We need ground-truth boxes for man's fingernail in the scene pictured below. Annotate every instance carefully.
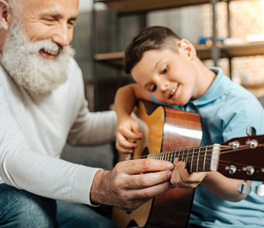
[167,163,174,169]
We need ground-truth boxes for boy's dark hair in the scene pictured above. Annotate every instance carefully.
[124,26,182,74]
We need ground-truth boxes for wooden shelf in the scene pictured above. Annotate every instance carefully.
[95,0,235,13]
[220,42,264,58]
[94,42,264,68]
[94,52,124,68]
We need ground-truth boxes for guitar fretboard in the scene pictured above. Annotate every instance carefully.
[147,144,220,173]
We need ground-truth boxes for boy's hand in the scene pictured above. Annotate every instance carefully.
[170,158,207,189]
[115,116,143,153]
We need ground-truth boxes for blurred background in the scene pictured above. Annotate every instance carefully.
[74,0,264,112]
[65,0,264,170]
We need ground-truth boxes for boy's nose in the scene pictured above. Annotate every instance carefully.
[160,80,169,91]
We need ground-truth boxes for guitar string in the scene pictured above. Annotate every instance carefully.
[133,144,264,169]
[136,144,264,159]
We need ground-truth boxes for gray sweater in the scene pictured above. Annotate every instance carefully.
[0,58,117,205]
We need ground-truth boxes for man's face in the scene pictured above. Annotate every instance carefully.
[18,0,79,57]
[0,0,79,94]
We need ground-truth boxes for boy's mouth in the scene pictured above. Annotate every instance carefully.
[169,85,178,99]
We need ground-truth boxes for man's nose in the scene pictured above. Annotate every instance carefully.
[52,23,72,47]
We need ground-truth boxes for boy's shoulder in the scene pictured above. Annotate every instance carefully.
[210,67,258,104]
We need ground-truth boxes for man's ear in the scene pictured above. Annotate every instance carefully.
[0,0,12,30]
[178,39,196,61]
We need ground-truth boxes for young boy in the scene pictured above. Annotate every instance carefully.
[114,26,264,227]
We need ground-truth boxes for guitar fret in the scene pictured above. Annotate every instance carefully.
[206,147,213,171]
[203,146,207,171]
[186,149,189,164]
[164,152,168,162]
[192,147,199,172]
[172,151,176,163]
[168,152,173,163]
[167,152,170,162]
[196,148,200,172]
[183,150,186,161]
[190,148,194,173]
[178,150,182,161]
[166,152,169,162]
[148,145,217,173]
[181,149,184,161]
[198,147,205,172]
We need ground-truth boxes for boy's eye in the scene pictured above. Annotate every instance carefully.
[162,65,168,74]
[150,84,157,92]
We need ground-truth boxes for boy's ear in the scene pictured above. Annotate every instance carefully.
[178,39,196,60]
[0,0,12,30]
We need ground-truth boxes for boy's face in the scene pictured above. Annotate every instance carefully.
[131,47,199,106]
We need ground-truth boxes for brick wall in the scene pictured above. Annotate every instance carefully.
[201,1,264,97]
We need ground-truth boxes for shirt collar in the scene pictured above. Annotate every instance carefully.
[191,67,231,106]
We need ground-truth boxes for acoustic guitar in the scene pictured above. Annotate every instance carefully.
[112,101,264,228]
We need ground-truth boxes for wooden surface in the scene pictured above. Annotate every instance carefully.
[95,0,236,13]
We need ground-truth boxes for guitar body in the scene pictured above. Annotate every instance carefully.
[112,101,202,228]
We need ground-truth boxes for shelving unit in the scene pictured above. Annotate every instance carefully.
[94,42,264,69]
[92,0,262,110]
[97,0,214,13]
[95,0,240,13]
[94,0,220,66]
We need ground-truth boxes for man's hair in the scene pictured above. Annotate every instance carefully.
[7,0,23,21]
[124,26,182,74]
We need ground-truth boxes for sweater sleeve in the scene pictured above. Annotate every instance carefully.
[0,79,100,205]
[60,58,118,146]
[67,101,117,146]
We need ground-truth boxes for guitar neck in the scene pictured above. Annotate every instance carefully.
[147,144,220,173]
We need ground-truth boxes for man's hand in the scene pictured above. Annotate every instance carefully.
[90,159,174,211]
[115,116,143,153]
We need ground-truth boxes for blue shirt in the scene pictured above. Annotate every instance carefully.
[151,67,264,227]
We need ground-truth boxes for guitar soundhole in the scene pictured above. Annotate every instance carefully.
[142,147,149,157]
[127,220,137,227]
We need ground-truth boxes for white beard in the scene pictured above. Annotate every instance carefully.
[0,22,75,94]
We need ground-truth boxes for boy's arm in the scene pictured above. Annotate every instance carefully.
[200,171,249,201]
[171,159,249,202]
[114,84,152,153]
[114,84,152,119]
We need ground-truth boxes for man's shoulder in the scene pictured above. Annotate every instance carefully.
[66,57,83,81]
[68,57,81,72]
[0,64,15,92]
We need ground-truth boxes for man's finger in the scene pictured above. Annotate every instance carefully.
[123,170,172,189]
[121,159,174,175]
